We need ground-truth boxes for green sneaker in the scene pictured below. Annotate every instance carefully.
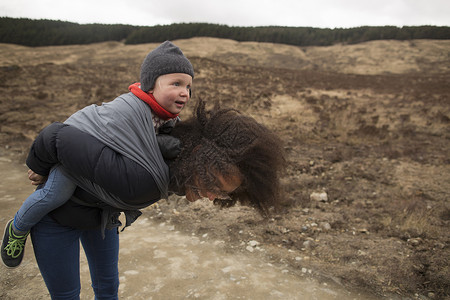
[1,219,29,268]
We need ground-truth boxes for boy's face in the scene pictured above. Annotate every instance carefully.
[149,73,193,114]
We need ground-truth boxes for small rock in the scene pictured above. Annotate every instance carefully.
[246,246,255,252]
[280,227,290,234]
[248,240,260,247]
[310,192,328,202]
[357,250,368,256]
[320,222,332,231]
[303,240,312,249]
[407,238,422,246]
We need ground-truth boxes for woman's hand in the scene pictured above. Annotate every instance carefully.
[28,169,47,186]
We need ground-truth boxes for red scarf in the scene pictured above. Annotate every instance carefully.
[128,82,178,120]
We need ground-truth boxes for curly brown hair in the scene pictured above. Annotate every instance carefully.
[169,99,286,215]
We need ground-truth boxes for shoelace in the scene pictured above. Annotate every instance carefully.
[4,226,28,258]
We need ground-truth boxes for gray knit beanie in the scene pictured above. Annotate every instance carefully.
[140,41,194,92]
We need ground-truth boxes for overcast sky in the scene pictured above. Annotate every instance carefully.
[1,0,449,28]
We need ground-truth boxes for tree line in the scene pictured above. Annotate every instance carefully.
[1,17,449,47]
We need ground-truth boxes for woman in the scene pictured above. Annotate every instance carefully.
[17,99,285,299]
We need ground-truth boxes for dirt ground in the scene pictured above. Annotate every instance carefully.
[0,37,449,299]
[0,160,378,300]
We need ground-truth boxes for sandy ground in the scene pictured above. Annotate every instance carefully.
[0,37,449,299]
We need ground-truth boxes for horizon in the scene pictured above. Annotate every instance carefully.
[2,16,448,30]
[1,0,449,29]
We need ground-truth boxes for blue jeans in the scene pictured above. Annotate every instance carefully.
[14,165,76,233]
[31,215,120,300]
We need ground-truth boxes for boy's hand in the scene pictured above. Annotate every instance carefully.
[27,169,47,185]
[157,120,181,160]
[157,134,181,160]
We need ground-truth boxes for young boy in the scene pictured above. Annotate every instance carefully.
[1,40,194,268]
